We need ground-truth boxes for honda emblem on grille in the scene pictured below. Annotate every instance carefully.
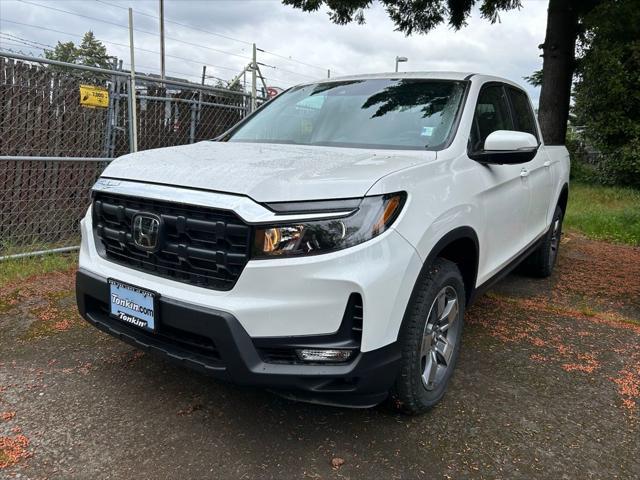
[132,213,162,252]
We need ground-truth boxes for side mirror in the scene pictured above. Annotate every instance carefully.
[470,130,539,164]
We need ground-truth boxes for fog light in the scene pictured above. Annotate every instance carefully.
[296,349,353,363]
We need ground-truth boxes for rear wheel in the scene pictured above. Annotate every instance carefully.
[523,205,564,278]
[391,258,465,415]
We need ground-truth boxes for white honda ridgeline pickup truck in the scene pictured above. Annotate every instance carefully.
[76,73,570,414]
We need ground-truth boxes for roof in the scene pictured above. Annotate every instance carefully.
[319,71,476,82]
[303,71,525,90]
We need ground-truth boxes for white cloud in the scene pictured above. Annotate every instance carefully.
[0,0,547,103]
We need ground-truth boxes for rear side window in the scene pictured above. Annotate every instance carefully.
[507,87,538,139]
[469,85,513,152]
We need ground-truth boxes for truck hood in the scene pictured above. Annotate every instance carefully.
[101,141,434,202]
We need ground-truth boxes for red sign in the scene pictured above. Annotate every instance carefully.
[267,87,283,99]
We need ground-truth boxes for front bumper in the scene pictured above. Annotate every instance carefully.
[76,269,401,407]
[79,207,422,352]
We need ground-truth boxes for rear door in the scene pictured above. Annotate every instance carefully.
[506,86,554,238]
[469,83,531,279]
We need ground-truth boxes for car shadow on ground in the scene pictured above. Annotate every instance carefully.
[1,232,639,479]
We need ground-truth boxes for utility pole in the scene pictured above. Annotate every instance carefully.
[159,0,165,83]
[251,43,257,112]
[198,65,206,123]
[128,7,138,152]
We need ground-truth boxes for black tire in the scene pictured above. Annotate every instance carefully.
[523,206,564,278]
[390,258,465,415]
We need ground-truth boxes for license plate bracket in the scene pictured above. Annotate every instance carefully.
[108,278,158,332]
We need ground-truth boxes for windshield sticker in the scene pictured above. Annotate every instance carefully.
[421,126,434,137]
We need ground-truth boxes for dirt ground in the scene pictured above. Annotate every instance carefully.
[1,232,639,479]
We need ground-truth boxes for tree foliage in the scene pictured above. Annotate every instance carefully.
[572,0,640,188]
[45,31,111,84]
[45,41,78,64]
[282,0,523,34]
[523,69,542,88]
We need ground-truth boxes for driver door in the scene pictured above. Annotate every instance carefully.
[505,86,554,238]
[469,83,531,281]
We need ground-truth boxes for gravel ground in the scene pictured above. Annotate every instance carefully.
[1,232,639,479]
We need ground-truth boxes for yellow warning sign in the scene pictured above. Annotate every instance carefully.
[79,84,109,108]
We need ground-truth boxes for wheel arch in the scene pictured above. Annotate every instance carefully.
[410,226,480,308]
[557,183,569,214]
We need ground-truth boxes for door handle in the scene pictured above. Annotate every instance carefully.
[543,160,551,168]
[520,168,530,178]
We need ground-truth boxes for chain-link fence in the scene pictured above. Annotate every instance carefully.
[0,157,108,257]
[0,51,254,259]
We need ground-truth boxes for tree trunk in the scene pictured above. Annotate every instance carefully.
[538,0,579,145]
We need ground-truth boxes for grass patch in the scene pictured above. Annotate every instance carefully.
[565,183,640,245]
[0,290,20,315]
[23,303,82,339]
[23,288,82,339]
[0,252,78,285]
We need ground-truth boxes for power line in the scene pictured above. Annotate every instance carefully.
[257,61,317,80]
[0,22,307,87]
[0,38,47,53]
[17,0,253,62]
[93,0,331,74]
[260,74,305,86]
[94,0,253,46]
[0,40,298,87]
[5,1,324,85]
[0,43,46,57]
[0,19,243,75]
[0,32,54,49]
[0,38,228,86]
[257,48,328,73]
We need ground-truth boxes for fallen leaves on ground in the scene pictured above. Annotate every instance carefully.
[0,268,84,339]
[468,233,640,412]
[554,233,640,308]
[610,350,640,411]
[0,434,31,469]
[0,412,15,422]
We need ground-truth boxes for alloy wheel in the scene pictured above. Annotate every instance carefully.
[420,285,460,391]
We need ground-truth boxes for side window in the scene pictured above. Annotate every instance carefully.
[507,87,538,139]
[469,85,513,151]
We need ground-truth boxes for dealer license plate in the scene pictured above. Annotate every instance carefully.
[108,279,157,332]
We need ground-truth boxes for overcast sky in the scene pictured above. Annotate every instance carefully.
[0,0,548,104]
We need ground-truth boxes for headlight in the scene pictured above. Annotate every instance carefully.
[253,192,406,259]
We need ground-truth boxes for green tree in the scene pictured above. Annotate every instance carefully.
[44,31,111,84]
[76,31,110,70]
[44,40,78,64]
[572,0,640,187]
[523,69,543,88]
[282,0,600,145]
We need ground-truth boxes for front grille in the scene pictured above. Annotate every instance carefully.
[92,192,252,290]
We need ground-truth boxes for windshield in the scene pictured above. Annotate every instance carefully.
[228,79,466,150]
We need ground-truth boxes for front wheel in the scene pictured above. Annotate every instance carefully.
[390,258,465,415]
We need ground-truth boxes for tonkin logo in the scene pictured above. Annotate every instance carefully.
[132,213,162,251]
